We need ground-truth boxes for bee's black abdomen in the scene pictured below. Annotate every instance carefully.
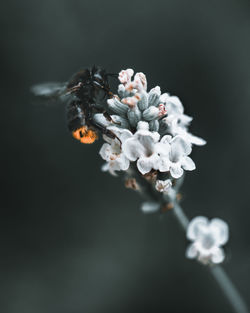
[32,66,119,144]
[67,100,86,131]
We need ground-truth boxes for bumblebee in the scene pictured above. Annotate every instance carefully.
[31,66,118,144]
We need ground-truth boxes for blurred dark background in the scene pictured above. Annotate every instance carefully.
[1,0,250,312]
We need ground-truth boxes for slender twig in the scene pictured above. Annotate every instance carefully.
[210,264,248,313]
[130,170,249,313]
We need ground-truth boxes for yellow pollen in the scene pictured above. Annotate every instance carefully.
[72,126,98,144]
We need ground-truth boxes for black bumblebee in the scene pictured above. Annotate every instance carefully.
[31,66,118,144]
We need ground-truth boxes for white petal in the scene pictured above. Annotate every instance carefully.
[170,136,192,162]
[135,132,156,150]
[107,126,133,142]
[151,132,160,143]
[155,142,170,156]
[186,133,207,146]
[211,247,225,264]
[136,129,160,143]
[182,156,196,171]
[120,130,133,142]
[186,244,198,259]
[110,140,121,154]
[108,166,118,176]
[141,201,160,213]
[116,154,130,171]
[159,92,170,103]
[165,96,184,115]
[123,138,145,161]
[160,135,172,144]
[179,114,193,126]
[158,157,170,172]
[101,163,109,172]
[155,179,172,193]
[137,154,159,174]
[210,218,229,246]
[187,216,209,240]
[170,163,184,178]
[99,143,111,161]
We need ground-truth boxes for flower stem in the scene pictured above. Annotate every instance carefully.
[210,265,248,313]
[130,170,249,313]
[171,198,189,230]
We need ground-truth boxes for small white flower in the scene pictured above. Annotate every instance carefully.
[99,128,132,176]
[158,135,196,178]
[155,179,172,193]
[96,68,205,181]
[148,86,161,106]
[160,95,184,116]
[164,116,206,146]
[123,122,162,175]
[186,216,229,265]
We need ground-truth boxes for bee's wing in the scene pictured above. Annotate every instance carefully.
[31,82,69,101]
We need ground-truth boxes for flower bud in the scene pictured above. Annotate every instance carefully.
[119,69,134,84]
[149,119,159,132]
[111,115,129,129]
[118,84,126,98]
[137,90,148,111]
[155,179,172,193]
[93,113,110,127]
[148,86,161,106]
[122,94,140,108]
[134,72,147,91]
[143,106,159,121]
[137,121,149,131]
[127,105,141,128]
[107,97,128,117]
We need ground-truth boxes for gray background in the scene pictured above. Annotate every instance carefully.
[1,0,250,312]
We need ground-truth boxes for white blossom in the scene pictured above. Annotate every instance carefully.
[163,115,206,146]
[95,68,205,183]
[155,179,172,193]
[186,216,229,265]
[162,94,184,116]
[122,121,162,175]
[157,135,196,178]
[99,128,132,176]
[159,94,206,146]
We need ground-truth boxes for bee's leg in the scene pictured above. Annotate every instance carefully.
[66,82,83,94]
[94,122,122,146]
[103,111,121,125]
[93,108,121,126]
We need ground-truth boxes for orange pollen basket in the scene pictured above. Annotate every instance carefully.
[72,126,98,144]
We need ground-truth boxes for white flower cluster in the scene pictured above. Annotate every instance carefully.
[186,216,229,265]
[96,69,206,185]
